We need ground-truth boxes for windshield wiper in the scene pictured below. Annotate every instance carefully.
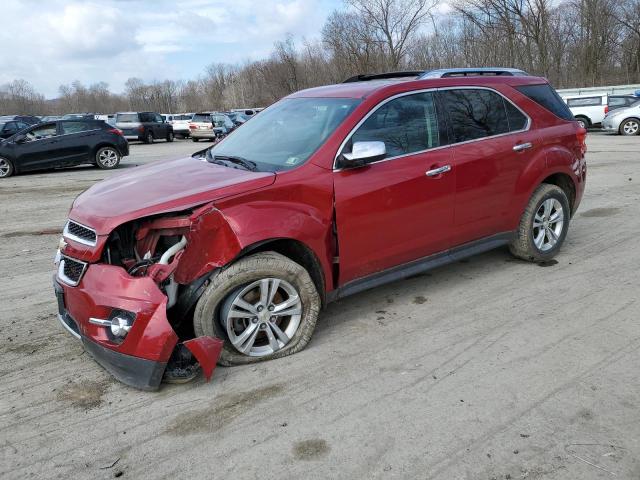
[210,154,258,172]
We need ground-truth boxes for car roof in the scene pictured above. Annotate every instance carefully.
[289,75,550,99]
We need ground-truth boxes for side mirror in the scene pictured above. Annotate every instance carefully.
[341,141,386,167]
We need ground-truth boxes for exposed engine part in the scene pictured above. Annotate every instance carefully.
[165,276,179,309]
[160,235,187,265]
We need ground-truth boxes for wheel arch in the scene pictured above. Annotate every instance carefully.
[92,142,120,160]
[234,238,327,306]
[541,172,577,214]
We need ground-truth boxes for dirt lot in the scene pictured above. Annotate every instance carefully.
[1,134,639,479]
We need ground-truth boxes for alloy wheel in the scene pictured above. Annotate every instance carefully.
[222,278,302,357]
[98,149,119,168]
[0,158,10,177]
[532,198,564,252]
[622,120,639,135]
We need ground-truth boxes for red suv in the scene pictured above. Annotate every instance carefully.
[53,68,587,390]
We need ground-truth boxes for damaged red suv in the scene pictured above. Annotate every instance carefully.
[54,68,587,390]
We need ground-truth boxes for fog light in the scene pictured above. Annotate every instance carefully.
[110,316,132,338]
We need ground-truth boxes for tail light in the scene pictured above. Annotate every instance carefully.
[108,128,124,136]
[189,123,197,130]
[604,105,609,114]
[577,127,587,156]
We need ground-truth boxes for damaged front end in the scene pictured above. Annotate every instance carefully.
[54,205,231,390]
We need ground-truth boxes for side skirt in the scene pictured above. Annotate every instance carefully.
[329,232,514,302]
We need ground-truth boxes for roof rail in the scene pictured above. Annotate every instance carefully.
[342,71,423,83]
[418,67,529,79]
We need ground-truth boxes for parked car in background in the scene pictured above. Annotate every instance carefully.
[0,119,129,178]
[189,112,235,142]
[52,68,586,390]
[608,95,640,112]
[0,114,41,125]
[115,112,174,143]
[602,102,640,135]
[226,111,249,126]
[40,115,64,122]
[0,119,31,139]
[562,94,640,129]
[162,113,193,138]
[63,113,98,120]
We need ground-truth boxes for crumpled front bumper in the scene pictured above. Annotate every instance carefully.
[54,264,179,391]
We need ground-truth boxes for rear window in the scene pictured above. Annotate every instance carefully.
[566,97,602,107]
[116,113,139,123]
[192,114,212,123]
[516,84,574,121]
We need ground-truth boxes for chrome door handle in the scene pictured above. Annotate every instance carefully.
[513,142,533,151]
[426,165,451,177]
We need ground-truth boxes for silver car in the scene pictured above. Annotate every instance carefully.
[602,101,640,135]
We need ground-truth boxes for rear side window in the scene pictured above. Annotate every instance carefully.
[504,101,528,131]
[351,92,442,158]
[117,113,139,123]
[440,89,510,142]
[566,97,602,107]
[61,121,93,134]
[516,84,574,121]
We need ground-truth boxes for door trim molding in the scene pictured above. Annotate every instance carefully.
[328,232,514,302]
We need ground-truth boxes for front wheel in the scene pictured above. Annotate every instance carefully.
[620,118,640,136]
[0,157,14,178]
[95,147,121,169]
[193,252,320,366]
[509,184,570,262]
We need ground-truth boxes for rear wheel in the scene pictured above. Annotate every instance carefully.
[509,184,571,262]
[575,117,589,129]
[192,137,199,142]
[193,252,320,366]
[166,131,174,142]
[0,157,14,178]
[145,130,154,144]
[620,118,640,136]
[95,147,121,169]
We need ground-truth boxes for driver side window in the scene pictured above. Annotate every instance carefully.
[348,92,443,160]
[25,124,57,142]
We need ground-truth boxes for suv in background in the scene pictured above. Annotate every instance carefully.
[53,68,586,390]
[189,112,235,142]
[563,94,640,128]
[115,112,174,143]
[162,113,193,138]
[608,95,640,112]
[0,119,31,139]
[0,119,129,178]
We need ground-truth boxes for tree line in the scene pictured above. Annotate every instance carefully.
[1,0,639,116]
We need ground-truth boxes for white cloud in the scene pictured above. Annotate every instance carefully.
[0,0,338,97]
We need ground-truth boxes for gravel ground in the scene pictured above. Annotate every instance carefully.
[1,133,639,479]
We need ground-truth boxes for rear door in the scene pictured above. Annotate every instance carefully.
[15,123,64,171]
[58,121,99,164]
[334,91,455,284]
[440,88,537,246]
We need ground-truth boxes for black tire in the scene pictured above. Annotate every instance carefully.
[193,252,321,366]
[0,157,15,178]
[575,117,590,129]
[192,137,199,142]
[95,147,121,170]
[144,130,154,144]
[509,184,571,262]
[619,118,640,136]
[166,130,174,142]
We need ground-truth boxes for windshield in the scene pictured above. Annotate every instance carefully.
[116,113,139,123]
[210,97,360,171]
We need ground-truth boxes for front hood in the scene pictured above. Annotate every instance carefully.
[70,156,275,235]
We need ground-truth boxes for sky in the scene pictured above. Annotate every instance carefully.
[0,0,344,97]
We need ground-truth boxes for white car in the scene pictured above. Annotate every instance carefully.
[562,95,608,129]
[602,103,640,135]
[162,113,193,138]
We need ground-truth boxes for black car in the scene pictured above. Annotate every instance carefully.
[0,119,129,178]
[114,111,174,143]
[0,119,32,139]
[0,115,41,126]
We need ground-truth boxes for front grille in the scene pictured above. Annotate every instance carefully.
[64,220,97,246]
[58,256,87,286]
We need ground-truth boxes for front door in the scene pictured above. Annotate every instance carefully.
[16,123,64,171]
[334,91,455,284]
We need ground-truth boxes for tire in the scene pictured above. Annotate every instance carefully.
[166,131,174,142]
[509,184,571,262]
[144,130,154,144]
[193,251,321,366]
[575,117,589,129]
[619,118,640,136]
[192,137,199,142]
[95,147,121,170]
[0,157,15,178]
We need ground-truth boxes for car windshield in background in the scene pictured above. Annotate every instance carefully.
[210,98,360,171]
[116,114,139,123]
[192,114,212,122]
